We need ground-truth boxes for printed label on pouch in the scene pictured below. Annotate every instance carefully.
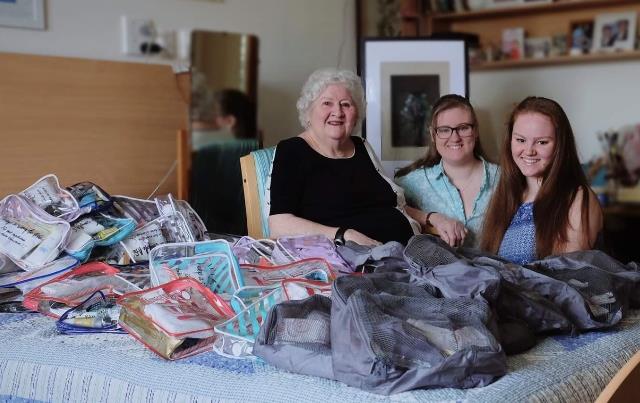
[23,181,60,207]
[0,218,45,259]
[122,222,166,261]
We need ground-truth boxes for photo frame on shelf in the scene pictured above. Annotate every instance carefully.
[488,0,523,9]
[0,0,45,30]
[569,20,594,55]
[502,27,525,60]
[362,38,468,176]
[525,36,552,59]
[592,12,637,53]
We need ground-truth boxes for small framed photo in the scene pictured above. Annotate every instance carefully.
[550,33,568,56]
[569,20,594,55]
[525,36,552,59]
[502,27,525,60]
[488,0,523,9]
[592,12,637,53]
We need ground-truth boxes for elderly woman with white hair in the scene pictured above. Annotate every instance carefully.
[267,68,419,245]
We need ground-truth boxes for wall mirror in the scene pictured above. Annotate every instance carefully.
[189,30,259,236]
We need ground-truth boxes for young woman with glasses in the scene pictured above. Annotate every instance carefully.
[480,96,602,265]
[395,94,499,247]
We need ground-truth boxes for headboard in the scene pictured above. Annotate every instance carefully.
[0,52,188,198]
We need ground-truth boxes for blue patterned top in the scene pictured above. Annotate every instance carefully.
[394,159,499,248]
[498,202,536,265]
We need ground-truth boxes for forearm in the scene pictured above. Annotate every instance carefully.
[268,213,338,240]
[405,206,425,224]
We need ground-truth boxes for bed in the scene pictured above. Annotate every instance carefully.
[1,310,639,402]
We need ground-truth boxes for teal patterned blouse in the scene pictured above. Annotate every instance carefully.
[395,159,499,248]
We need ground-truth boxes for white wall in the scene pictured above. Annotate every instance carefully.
[0,0,356,146]
[2,0,637,159]
[471,61,640,163]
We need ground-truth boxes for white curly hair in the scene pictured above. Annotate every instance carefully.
[296,68,366,134]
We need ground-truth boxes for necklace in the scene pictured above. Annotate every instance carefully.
[304,133,355,159]
[446,161,481,194]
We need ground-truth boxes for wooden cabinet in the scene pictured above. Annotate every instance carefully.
[396,0,640,70]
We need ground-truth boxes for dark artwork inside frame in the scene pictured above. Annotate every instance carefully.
[390,75,440,147]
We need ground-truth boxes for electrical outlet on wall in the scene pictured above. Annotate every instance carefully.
[121,16,156,55]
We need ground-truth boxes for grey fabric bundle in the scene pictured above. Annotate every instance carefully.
[255,272,507,395]
[404,235,640,332]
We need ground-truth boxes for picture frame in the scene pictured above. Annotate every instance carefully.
[487,0,523,9]
[362,38,468,176]
[525,36,552,59]
[502,27,525,60]
[0,0,45,30]
[569,20,594,55]
[592,12,637,53]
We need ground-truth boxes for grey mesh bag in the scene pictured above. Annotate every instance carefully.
[253,295,334,380]
[330,273,506,395]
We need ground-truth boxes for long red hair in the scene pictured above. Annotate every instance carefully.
[480,96,592,258]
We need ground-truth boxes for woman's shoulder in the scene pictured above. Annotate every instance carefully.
[277,136,307,149]
[275,136,312,157]
[569,186,603,221]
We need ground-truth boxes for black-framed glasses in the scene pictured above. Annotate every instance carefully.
[434,123,475,139]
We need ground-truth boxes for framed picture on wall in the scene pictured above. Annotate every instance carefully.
[361,38,468,176]
[592,12,637,53]
[0,0,45,30]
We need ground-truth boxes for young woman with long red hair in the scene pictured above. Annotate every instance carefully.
[480,96,602,265]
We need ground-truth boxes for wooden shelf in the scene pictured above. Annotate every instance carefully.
[472,49,640,70]
[432,0,640,22]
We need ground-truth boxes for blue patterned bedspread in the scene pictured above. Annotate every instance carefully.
[2,310,640,403]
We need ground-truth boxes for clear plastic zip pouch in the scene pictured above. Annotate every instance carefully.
[0,194,71,270]
[110,194,207,242]
[23,261,140,318]
[232,236,275,266]
[20,174,81,222]
[118,277,234,360]
[56,290,125,334]
[0,255,79,294]
[274,235,352,273]
[239,258,336,287]
[65,213,136,262]
[149,240,243,297]
[66,181,112,216]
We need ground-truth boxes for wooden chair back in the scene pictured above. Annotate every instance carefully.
[240,153,264,238]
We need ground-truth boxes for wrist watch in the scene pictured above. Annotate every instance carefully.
[334,227,348,246]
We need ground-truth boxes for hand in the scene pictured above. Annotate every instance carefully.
[428,213,468,247]
[344,229,382,246]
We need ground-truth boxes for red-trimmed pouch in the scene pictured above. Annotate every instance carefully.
[118,277,234,360]
[22,261,139,318]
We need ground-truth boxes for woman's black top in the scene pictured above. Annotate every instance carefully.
[268,136,414,244]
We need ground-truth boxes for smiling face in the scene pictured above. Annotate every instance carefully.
[432,106,477,165]
[307,84,357,142]
[511,112,557,182]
